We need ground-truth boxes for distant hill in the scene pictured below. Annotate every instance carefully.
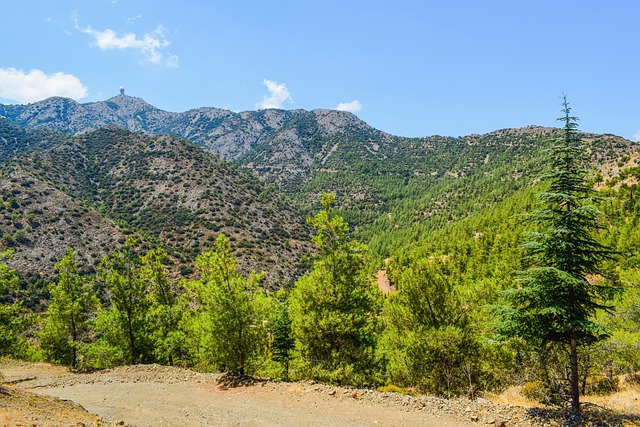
[0,126,312,287]
[0,95,390,190]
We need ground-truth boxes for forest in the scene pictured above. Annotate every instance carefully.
[2,100,640,413]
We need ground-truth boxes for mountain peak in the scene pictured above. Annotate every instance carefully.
[102,94,158,111]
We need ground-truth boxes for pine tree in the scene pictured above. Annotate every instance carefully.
[40,248,98,367]
[289,193,381,386]
[0,249,28,359]
[382,258,478,396]
[187,233,268,375]
[498,96,615,410]
[140,248,186,366]
[270,291,295,380]
[96,238,152,364]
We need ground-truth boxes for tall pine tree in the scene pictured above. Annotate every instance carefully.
[40,248,98,367]
[0,249,28,359]
[96,239,152,365]
[498,96,615,410]
[289,193,381,386]
[186,233,269,375]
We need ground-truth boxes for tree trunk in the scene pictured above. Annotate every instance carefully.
[71,319,77,368]
[127,314,136,364]
[570,339,580,412]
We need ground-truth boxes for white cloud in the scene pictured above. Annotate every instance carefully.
[336,100,362,113]
[0,68,88,103]
[255,79,292,109]
[634,131,640,142]
[82,24,178,68]
[126,15,143,25]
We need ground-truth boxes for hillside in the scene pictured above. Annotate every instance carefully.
[0,169,127,281]
[0,118,65,162]
[304,126,637,254]
[1,126,311,287]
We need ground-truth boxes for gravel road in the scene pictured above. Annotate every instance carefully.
[3,361,623,427]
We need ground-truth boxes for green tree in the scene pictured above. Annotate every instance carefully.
[140,248,187,366]
[39,248,98,367]
[0,249,29,358]
[270,291,295,380]
[289,193,381,386]
[95,239,152,365]
[186,234,269,375]
[497,97,615,411]
[382,258,479,396]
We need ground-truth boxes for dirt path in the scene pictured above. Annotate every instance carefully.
[41,382,470,426]
[0,361,540,427]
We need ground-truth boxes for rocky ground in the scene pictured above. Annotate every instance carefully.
[1,361,639,426]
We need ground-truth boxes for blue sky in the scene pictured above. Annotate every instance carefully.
[1,1,638,140]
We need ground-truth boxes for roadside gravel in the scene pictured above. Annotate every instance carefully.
[2,361,637,426]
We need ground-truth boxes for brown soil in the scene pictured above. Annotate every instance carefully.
[376,269,395,296]
[1,361,638,427]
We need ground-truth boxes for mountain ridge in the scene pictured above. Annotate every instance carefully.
[0,95,392,189]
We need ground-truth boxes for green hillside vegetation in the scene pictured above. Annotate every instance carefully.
[0,118,64,162]
[305,128,634,254]
[0,126,312,287]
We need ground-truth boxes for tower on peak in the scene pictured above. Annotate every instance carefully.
[119,86,125,96]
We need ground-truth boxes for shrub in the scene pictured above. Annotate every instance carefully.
[376,384,411,395]
[585,376,619,396]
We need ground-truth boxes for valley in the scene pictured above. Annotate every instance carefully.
[1,95,640,423]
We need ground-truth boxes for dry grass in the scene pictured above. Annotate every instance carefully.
[0,385,108,426]
[488,382,640,415]
[583,383,640,415]
[485,385,545,408]
[486,383,640,427]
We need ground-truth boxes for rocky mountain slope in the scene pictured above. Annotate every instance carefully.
[3,96,635,201]
[0,118,65,162]
[0,95,391,190]
[0,126,312,286]
[0,169,127,280]
[0,95,388,189]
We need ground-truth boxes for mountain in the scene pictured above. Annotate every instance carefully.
[2,95,637,263]
[0,126,312,287]
[0,95,177,134]
[0,95,391,190]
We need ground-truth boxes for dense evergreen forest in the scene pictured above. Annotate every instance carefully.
[2,101,640,411]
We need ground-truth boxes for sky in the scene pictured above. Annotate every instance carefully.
[1,1,638,140]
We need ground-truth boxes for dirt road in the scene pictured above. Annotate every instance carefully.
[0,361,538,426]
